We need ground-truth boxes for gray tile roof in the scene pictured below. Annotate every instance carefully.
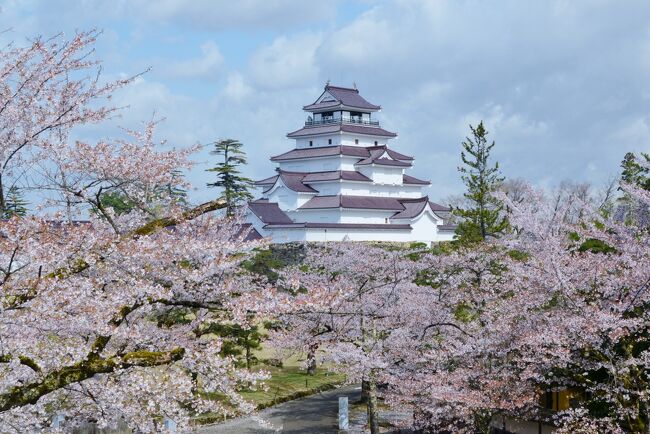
[302,170,372,183]
[270,145,415,164]
[264,222,411,230]
[287,124,397,138]
[277,172,318,193]
[303,85,381,111]
[391,200,428,219]
[438,224,458,232]
[403,174,431,185]
[354,147,412,167]
[366,146,414,161]
[271,145,369,161]
[428,201,451,212]
[300,195,405,211]
[356,157,412,167]
[247,200,293,224]
[234,223,264,241]
[259,170,373,193]
[254,175,278,185]
[390,197,452,219]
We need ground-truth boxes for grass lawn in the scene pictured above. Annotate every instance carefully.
[240,365,345,408]
[193,357,345,426]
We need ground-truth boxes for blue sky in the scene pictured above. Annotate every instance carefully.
[2,0,650,204]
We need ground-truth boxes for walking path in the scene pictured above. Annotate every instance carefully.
[196,385,362,433]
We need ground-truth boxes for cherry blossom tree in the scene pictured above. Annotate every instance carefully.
[273,169,650,433]
[0,29,140,217]
[387,177,650,433]
[269,243,426,434]
[0,31,273,432]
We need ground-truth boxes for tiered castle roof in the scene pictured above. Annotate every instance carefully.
[246,83,455,242]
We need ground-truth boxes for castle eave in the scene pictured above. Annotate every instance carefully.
[287,124,397,138]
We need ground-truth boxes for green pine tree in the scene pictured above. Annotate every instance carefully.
[618,152,650,226]
[3,186,28,218]
[155,169,189,208]
[98,191,136,216]
[454,122,508,244]
[206,139,254,216]
[205,322,265,369]
[620,152,650,191]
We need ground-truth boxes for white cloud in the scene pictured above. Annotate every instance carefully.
[160,41,224,79]
[249,33,322,90]
[221,73,254,103]
[129,0,337,31]
[5,0,650,204]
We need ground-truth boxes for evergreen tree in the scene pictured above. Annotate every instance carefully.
[618,152,650,226]
[454,122,508,244]
[620,151,650,191]
[155,169,189,208]
[98,191,136,216]
[3,186,28,218]
[97,170,189,219]
[206,139,253,216]
[205,322,265,369]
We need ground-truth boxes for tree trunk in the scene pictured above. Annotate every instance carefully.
[367,370,380,434]
[306,343,317,376]
[0,173,5,217]
[245,341,251,369]
[360,378,369,403]
[641,398,650,434]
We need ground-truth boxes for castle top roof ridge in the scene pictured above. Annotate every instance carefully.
[303,83,381,111]
[324,84,359,93]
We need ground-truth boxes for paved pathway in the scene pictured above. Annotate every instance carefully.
[197,385,362,433]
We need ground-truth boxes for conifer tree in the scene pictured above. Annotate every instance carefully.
[206,139,253,216]
[2,186,28,218]
[618,151,650,226]
[454,122,508,244]
[620,151,650,191]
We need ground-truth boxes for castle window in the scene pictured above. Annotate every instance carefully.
[374,141,378,146]
[328,139,332,145]
[355,139,359,144]
[309,140,313,147]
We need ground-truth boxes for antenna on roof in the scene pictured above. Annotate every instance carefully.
[353,81,357,90]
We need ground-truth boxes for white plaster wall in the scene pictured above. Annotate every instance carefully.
[362,184,422,198]
[266,185,314,212]
[303,228,410,242]
[296,134,339,148]
[339,134,390,147]
[410,212,442,242]
[278,156,358,172]
[263,224,453,244]
[289,209,342,223]
[436,231,456,242]
[291,209,395,224]
[339,210,394,224]
[310,181,423,198]
[294,133,394,149]
[357,166,404,184]
[311,182,347,196]
[263,228,307,243]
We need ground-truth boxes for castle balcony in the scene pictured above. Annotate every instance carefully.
[305,116,380,127]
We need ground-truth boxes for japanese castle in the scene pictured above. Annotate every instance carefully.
[245,84,455,244]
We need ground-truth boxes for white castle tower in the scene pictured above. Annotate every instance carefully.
[245,84,455,243]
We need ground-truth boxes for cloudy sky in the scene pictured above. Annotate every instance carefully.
[2,0,650,204]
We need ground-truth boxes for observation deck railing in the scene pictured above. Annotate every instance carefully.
[305,117,380,127]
